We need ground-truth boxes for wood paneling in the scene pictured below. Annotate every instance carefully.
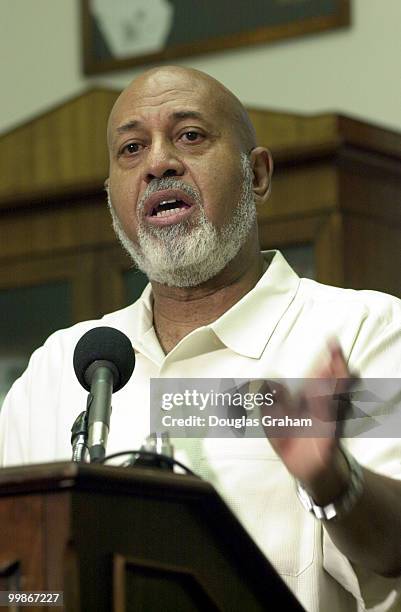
[343,214,401,296]
[0,199,113,260]
[248,109,339,160]
[0,251,98,323]
[264,162,338,221]
[0,89,119,207]
[0,496,45,594]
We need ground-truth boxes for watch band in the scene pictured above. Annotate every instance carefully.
[295,446,364,521]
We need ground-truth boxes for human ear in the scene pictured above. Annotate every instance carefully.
[104,177,110,191]
[249,147,273,204]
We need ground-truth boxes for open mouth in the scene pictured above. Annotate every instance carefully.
[143,189,196,224]
[150,199,191,218]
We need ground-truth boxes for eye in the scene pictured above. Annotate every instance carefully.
[120,142,142,156]
[180,131,204,143]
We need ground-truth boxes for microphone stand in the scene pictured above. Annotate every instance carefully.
[71,410,89,463]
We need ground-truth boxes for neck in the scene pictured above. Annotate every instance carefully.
[151,233,264,354]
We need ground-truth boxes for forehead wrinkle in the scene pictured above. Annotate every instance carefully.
[107,66,257,150]
[108,89,199,145]
[128,90,195,111]
[120,81,196,108]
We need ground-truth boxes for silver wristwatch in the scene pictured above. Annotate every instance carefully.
[295,446,364,521]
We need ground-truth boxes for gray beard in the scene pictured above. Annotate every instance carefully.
[107,152,256,287]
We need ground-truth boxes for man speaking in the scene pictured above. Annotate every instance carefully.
[1,66,400,611]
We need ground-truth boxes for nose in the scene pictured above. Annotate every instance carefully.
[142,138,185,184]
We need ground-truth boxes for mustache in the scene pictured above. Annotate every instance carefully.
[137,177,202,212]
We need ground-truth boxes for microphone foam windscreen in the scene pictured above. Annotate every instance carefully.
[73,326,135,392]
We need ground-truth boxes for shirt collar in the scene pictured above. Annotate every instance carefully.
[113,250,300,362]
[210,250,300,359]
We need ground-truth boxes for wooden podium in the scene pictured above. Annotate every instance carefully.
[0,462,304,611]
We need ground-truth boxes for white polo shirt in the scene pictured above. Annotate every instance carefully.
[1,251,400,611]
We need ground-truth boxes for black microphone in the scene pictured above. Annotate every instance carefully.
[73,326,136,462]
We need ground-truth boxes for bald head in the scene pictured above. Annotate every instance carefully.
[107,65,257,153]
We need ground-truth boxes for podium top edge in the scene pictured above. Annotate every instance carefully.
[0,461,211,499]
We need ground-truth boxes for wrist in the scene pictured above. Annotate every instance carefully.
[296,446,364,521]
[302,447,350,506]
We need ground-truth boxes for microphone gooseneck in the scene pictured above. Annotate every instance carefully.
[73,327,136,462]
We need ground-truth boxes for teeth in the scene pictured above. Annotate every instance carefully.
[155,207,183,218]
[159,199,177,205]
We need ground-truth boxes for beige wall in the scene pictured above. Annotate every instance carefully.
[1,0,400,135]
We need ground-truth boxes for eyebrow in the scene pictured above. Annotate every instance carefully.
[116,120,140,134]
[115,111,210,135]
[171,110,206,122]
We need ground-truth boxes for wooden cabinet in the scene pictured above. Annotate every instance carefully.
[0,89,400,399]
[251,110,401,294]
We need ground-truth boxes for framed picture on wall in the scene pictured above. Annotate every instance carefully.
[81,0,350,75]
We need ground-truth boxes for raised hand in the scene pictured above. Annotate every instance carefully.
[262,342,354,502]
